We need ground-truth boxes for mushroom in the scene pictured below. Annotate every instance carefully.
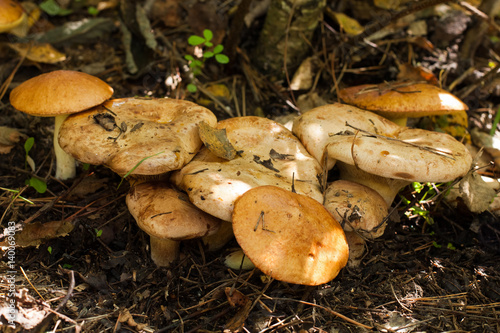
[224,248,255,270]
[171,116,323,222]
[126,181,222,267]
[232,185,349,286]
[58,97,217,177]
[0,0,25,33]
[293,103,472,206]
[324,180,389,267]
[338,81,468,126]
[9,70,113,180]
[324,180,388,239]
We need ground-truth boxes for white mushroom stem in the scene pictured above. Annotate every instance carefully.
[149,235,180,267]
[54,114,76,180]
[337,162,410,207]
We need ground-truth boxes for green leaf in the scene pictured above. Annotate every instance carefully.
[27,177,47,194]
[204,51,214,58]
[213,44,224,54]
[215,54,229,64]
[184,54,195,61]
[204,41,213,48]
[24,137,34,155]
[117,151,165,189]
[187,83,198,93]
[95,229,103,237]
[203,29,213,42]
[63,264,73,269]
[47,246,53,254]
[188,35,206,46]
[88,6,99,16]
[491,106,500,136]
[40,0,73,16]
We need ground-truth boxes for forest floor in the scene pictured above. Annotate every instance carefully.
[1,0,500,332]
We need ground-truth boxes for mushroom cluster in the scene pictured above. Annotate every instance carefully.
[9,70,473,284]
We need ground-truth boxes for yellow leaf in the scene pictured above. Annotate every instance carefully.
[332,12,364,36]
[8,42,66,64]
[198,121,238,160]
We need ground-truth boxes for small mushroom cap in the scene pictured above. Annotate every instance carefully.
[172,116,323,221]
[232,186,349,286]
[0,0,25,33]
[10,70,113,116]
[59,97,217,176]
[324,180,388,238]
[338,82,468,118]
[126,182,221,240]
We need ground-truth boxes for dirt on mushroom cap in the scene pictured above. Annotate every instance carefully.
[171,116,323,222]
[58,97,217,176]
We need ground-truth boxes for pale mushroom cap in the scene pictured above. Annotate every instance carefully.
[126,182,221,240]
[10,70,113,116]
[292,103,401,169]
[324,180,388,238]
[172,116,323,221]
[232,186,349,286]
[327,127,472,182]
[338,82,468,118]
[0,0,25,33]
[59,97,217,176]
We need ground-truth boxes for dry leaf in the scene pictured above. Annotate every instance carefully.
[0,220,74,248]
[224,287,251,331]
[331,12,363,36]
[225,287,249,307]
[459,172,497,213]
[198,121,238,160]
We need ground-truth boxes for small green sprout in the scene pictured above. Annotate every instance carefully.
[24,137,47,194]
[95,229,103,237]
[117,151,165,189]
[184,29,229,93]
[47,246,53,254]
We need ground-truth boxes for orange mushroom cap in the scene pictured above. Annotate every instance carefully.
[338,82,468,119]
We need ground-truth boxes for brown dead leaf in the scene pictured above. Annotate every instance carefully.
[224,287,252,331]
[151,0,182,27]
[330,11,364,36]
[0,220,74,248]
[459,172,497,213]
[397,63,438,85]
[198,121,238,160]
[225,287,249,307]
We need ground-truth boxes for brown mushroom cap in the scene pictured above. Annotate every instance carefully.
[59,97,217,176]
[232,185,349,286]
[338,82,468,119]
[324,180,388,238]
[126,182,221,266]
[172,116,323,221]
[0,0,25,33]
[10,70,113,116]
